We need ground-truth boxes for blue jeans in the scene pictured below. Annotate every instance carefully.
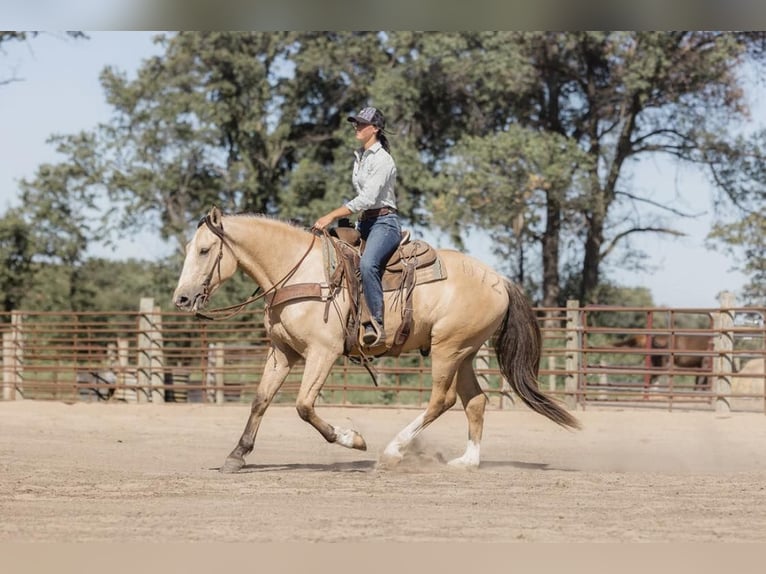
[357,214,401,324]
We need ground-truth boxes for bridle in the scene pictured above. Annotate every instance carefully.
[194,214,317,321]
[196,214,227,310]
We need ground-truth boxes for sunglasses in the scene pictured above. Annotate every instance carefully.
[352,122,373,131]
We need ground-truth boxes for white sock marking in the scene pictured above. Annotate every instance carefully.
[383,412,425,458]
[334,427,356,448]
[448,439,481,468]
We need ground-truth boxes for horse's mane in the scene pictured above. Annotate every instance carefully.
[224,212,311,234]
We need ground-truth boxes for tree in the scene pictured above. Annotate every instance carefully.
[77,32,375,253]
[704,130,766,304]
[0,209,36,313]
[424,32,766,306]
[436,125,591,304]
[95,31,279,252]
[18,134,101,311]
[15,31,766,312]
[46,32,427,253]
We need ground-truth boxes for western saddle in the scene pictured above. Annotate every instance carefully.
[264,223,447,359]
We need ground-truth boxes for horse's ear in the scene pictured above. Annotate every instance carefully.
[209,206,222,227]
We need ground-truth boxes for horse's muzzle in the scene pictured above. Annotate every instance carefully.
[174,294,191,311]
[174,291,206,312]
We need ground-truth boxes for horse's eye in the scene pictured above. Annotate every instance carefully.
[199,247,210,256]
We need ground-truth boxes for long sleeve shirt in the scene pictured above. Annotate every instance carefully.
[344,141,397,213]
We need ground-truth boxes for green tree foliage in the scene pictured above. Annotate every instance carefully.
[428,31,766,305]
[18,136,102,310]
[8,31,766,312]
[709,213,766,305]
[703,129,766,305]
[0,209,36,313]
[437,126,591,303]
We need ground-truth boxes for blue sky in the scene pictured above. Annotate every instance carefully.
[0,31,751,307]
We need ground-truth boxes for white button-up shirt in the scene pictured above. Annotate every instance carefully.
[344,141,397,213]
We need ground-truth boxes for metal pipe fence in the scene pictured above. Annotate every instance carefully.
[2,295,764,413]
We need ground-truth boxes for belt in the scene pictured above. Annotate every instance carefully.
[359,207,397,221]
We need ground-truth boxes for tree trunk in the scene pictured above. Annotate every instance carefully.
[580,156,608,304]
[581,213,604,305]
[541,189,561,308]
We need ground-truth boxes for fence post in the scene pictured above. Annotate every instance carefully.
[2,312,24,401]
[2,332,12,400]
[564,300,581,409]
[137,298,165,404]
[150,303,166,404]
[541,310,559,394]
[3,330,21,401]
[713,291,735,414]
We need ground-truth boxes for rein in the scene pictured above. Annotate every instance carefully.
[194,215,318,321]
[194,219,380,387]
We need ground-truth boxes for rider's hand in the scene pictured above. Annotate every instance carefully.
[312,214,335,231]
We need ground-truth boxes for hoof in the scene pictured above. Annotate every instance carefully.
[352,434,367,451]
[220,457,244,473]
[334,427,367,451]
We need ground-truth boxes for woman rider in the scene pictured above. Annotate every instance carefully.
[312,106,401,347]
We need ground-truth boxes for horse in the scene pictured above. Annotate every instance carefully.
[172,207,580,472]
[613,333,713,389]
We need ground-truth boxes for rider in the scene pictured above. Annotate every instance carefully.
[312,106,401,347]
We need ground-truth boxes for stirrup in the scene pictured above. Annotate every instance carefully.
[361,320,384,347]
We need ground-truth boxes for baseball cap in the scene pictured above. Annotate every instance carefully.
[347,106,385,129]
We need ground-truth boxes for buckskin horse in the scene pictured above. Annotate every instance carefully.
[173,207,580,472]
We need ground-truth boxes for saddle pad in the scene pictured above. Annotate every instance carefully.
[382,255,447,291]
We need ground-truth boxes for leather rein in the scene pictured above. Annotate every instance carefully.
[193,218,380,386]
[194,214,318,321]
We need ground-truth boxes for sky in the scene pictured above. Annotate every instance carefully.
[0,31,753,308]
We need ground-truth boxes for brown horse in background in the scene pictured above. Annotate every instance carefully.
[613,334,713,389]
[173,207,580,472]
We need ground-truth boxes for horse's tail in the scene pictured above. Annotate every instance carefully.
[494,280,581,430]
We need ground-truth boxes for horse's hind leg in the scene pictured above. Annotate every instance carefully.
[447,354,487,469]
[295,351,367,450]
[380,349,463,467]
[222,344,298,473]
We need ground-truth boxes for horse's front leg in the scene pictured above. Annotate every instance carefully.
[222,343,298,473]
[295,351,367,451]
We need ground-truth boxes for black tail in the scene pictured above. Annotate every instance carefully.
[494,281,581,430]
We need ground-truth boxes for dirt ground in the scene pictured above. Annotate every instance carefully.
[1,400,765,543]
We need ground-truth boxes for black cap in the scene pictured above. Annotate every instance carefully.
[347,106,385,129]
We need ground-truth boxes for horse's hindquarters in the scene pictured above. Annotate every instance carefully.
[403,251,509,346]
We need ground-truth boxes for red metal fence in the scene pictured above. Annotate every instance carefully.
[2,296,764,413]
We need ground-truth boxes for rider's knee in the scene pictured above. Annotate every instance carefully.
[359,257,378,276]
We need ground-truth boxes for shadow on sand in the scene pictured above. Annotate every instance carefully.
[212,460,377,473]
[211,458,577,473]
